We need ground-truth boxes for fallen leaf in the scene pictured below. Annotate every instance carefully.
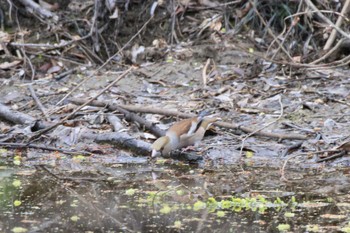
[0,60,22,70]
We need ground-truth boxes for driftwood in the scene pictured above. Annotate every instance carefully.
[69,98,309,140]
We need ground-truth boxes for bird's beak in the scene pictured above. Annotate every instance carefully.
[151,149,160,158]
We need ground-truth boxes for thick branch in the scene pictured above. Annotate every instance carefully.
[0,103,50,129]
[82,132,202,161]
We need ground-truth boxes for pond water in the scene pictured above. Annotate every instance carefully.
[1,160,350,233]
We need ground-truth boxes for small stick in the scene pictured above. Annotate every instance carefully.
[280,153,301,182]
[316,151,346,162]
[311,38,345,64]
[0,142,92,156]
[324,0,350,50]
[28,84,50,121]
[202,58,210,87]
[250,0,294,62]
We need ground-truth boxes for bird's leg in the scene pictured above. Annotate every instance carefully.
[181,142,201,152]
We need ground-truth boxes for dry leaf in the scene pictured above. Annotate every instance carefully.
[198,0,219,7]
[0,60,22,70]
[109,6,119,19]
[39,0,59,11]
[47,65,61,74]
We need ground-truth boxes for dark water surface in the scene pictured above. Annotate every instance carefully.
[1,160,350,233]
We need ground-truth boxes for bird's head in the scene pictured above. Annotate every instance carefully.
[151,136,169,158]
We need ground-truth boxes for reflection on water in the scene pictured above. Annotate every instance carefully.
[1,161,350,233]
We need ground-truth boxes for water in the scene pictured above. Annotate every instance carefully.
[1,161,349,233]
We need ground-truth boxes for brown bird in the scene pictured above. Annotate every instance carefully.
[151,113,220,158]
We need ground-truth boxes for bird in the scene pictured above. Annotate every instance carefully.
[151,112,220,158]
[178,117,219,148]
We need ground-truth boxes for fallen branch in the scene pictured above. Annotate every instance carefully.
[112,104,165,137]
[83,132,202,161]
[69,98,165,137]
[69,98,309,140]
[0,103,50,129]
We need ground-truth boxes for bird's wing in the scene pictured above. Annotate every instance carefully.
[167,117,199,137]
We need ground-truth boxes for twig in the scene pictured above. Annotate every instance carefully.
[0,103,46,127]
[69,98,194,117]
[280,141,303,157]
[316,151,346,162]
[202,58,210,87]
[270,1,303,60]
[27,67,134,142]
[10,33,93,53]
[280,153,301,182]
[285,10,350,21]
[170,0,178,45]
[54,68,78,80]
[69,98,165,137]
[0,142,93,156]
[239,95,284,159]
[280,148,346,180]
[310,38,345,64]
[304,0,350,41]
[328,97,350,107]
[324,0,350,50]
[281,122,315,133]
[250,0,294,62]
[10,42,70,48]
[305,54,350,70]
[18,33,50,122]
[114,105,165,137]
[28,84,50,121]
[225,42,345,69]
